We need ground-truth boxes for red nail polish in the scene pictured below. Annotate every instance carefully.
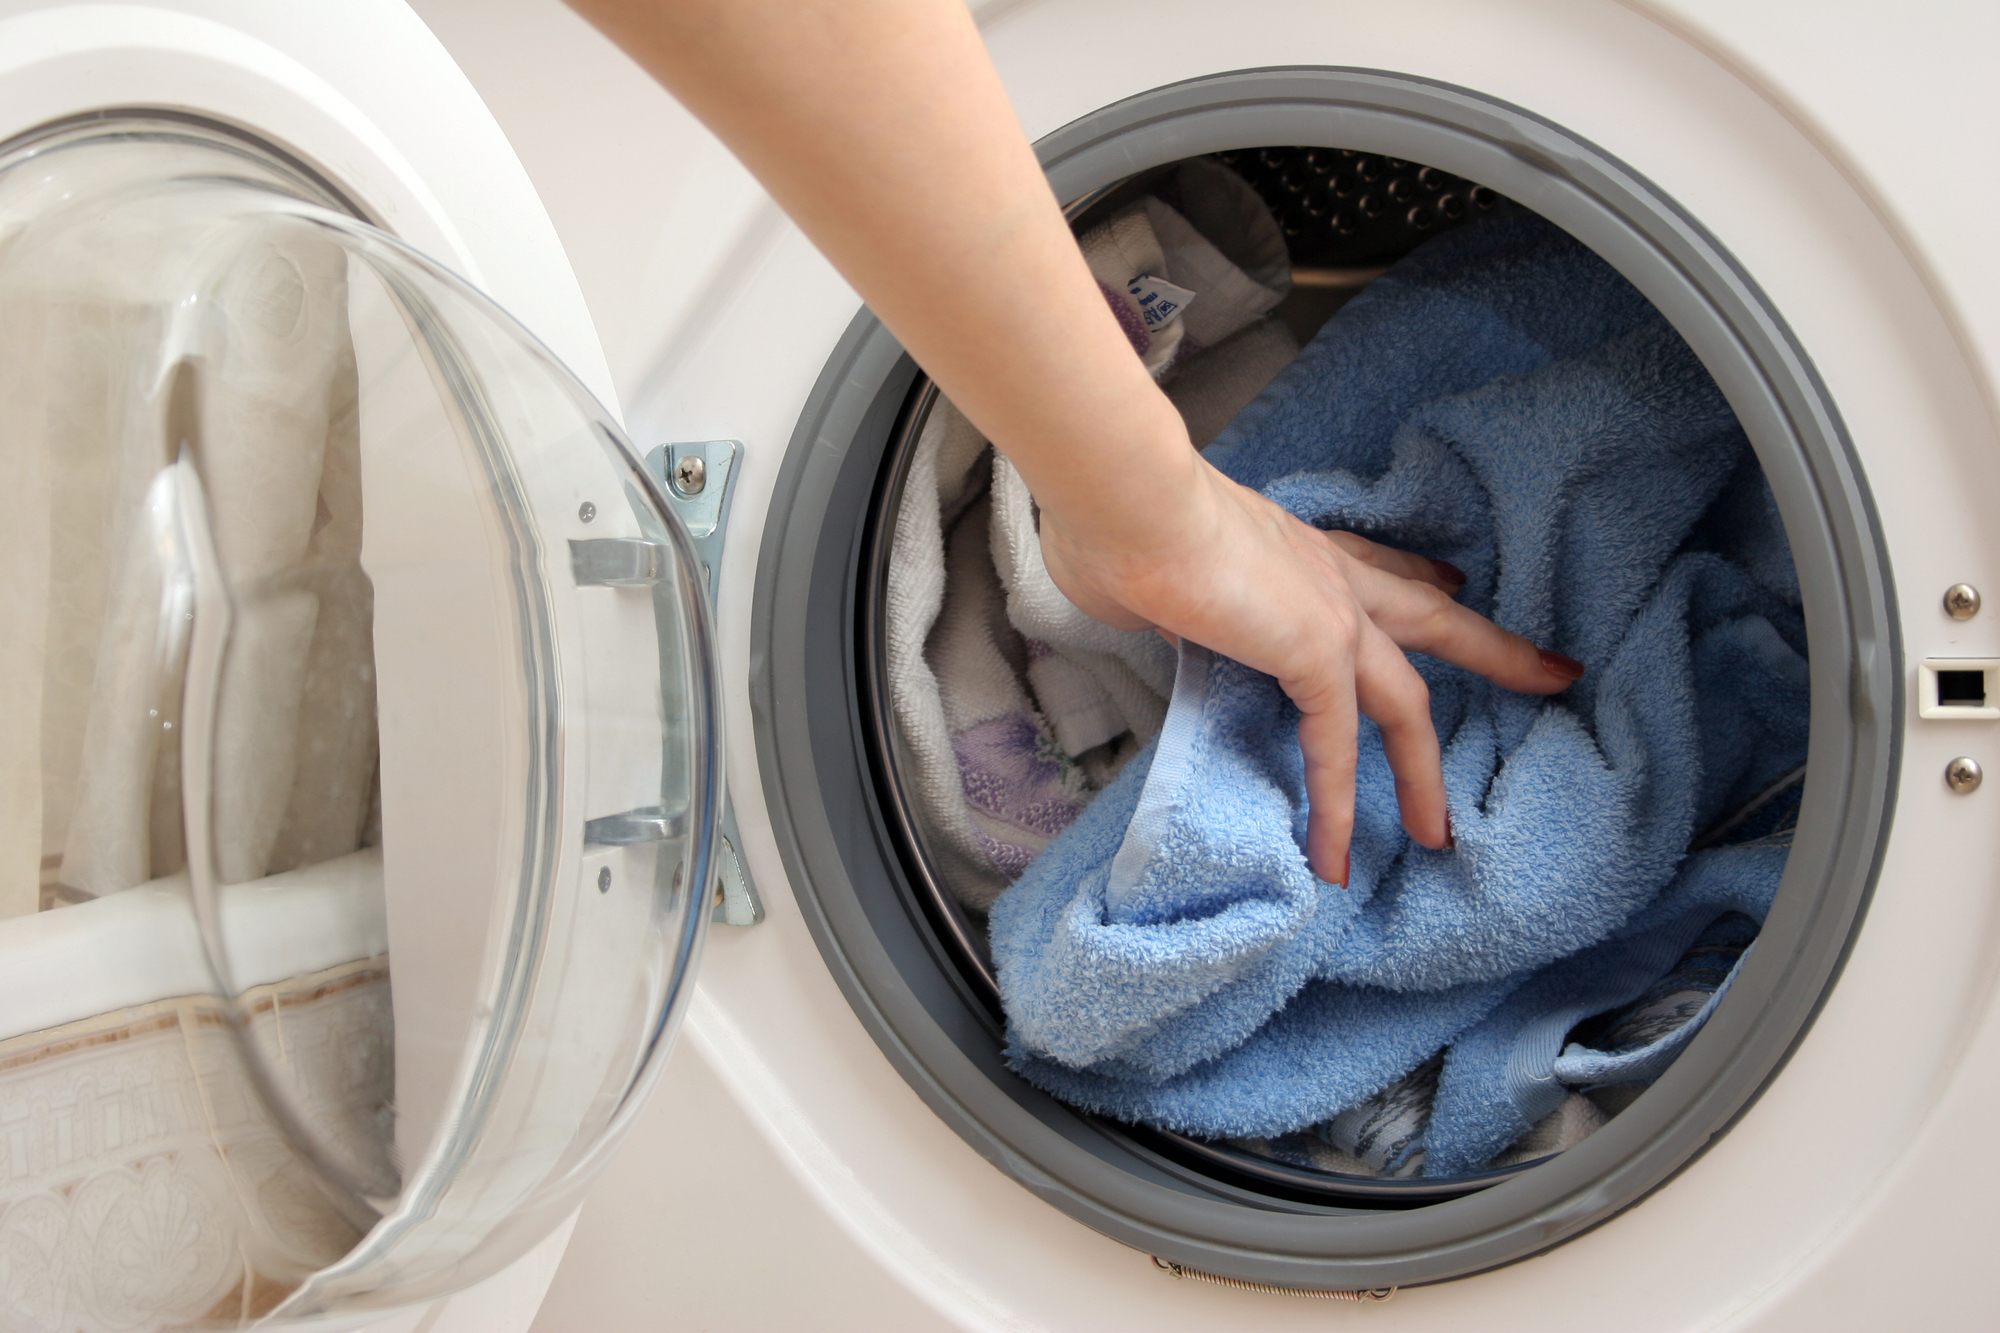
[1540,649,1586,681]
[1431,559,1468,588]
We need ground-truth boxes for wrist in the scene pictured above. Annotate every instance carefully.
[1006,393,1208,550]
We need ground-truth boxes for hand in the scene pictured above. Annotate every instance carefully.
[1036,426,1582,886]
[558,0,1582,886]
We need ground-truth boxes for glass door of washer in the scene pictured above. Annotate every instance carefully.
[0,115,719,1330]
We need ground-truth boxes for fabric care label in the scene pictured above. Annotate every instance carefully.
[1126,273,1197,331]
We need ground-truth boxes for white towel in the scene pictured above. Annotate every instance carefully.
[1168,318,1304,449]
[884,161,1301,907]
[987,455,1174,755]
[883,404,1017,909]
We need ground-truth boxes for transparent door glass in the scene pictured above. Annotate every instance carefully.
[0,117,719,1328]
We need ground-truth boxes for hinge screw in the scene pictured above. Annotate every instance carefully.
[674,454,707,495]
[1945,584,1981,620]
[1947,756,1982,794]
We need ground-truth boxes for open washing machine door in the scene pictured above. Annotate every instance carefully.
[0,72,723,1333]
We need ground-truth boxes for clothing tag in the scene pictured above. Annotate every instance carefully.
[1125,273,1197,331]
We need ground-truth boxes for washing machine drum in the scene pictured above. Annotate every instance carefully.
[754,69,1897,1293]
[0,119,720,1325]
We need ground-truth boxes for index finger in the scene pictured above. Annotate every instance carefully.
[1341,561,1583,696]
[1321,529,1466,594]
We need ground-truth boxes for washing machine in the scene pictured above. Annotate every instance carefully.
[4,0,1999,1330]
[415,1,2000,1328]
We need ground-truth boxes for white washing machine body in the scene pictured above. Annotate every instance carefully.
[5,0,1997,1329]
[410,1,2000,1330]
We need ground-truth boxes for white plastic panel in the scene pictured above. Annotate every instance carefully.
[473,0,2000,1328]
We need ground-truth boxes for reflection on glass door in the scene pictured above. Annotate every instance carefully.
[0,117,718,1329]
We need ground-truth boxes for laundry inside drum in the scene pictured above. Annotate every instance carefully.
[865,145,1809,1203]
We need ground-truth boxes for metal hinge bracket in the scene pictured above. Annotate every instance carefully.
[645,439,740,606]
[712,803,762,926]
[644,440,762,926]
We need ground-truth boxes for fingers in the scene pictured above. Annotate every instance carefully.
[1286,644,1360,887]
[1314,526,1578,695]
[1322,529,1465,594]
[1353,628,1450,849]
[1292,622,1450,882]
[1340,558,1581,696]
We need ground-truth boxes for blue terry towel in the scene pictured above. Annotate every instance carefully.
[987,214,1809,1169]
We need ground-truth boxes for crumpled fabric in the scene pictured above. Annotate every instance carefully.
[989,214,1808,1171]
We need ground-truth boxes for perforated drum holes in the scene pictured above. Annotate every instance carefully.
[1214,147,1501,260]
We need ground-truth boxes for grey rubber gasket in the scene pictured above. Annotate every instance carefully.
[749,68,1899,1289]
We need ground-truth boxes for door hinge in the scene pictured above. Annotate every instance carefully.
[646,440,740,606]
[645,440,763,926]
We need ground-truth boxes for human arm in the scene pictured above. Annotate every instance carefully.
[563,0,1583,881]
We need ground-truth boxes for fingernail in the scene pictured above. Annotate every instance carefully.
[1443,814,1455,850]
[1338,850,1351,888]
[1431,559,1468,588]
[1539,649,1586,681]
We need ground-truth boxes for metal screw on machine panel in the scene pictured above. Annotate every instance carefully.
[1945,583,1981,620]
[597,866,612,893]
[673,454,707,495]
[1946,756,1982,794]
[578,500,596,523]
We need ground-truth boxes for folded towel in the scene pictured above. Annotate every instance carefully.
[989,214,1809,1166]
[886,162,1298,908]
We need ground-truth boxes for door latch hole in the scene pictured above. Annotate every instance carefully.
[1920,659,2000,719]
[1938,669,1987,707]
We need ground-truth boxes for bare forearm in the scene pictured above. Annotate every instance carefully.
[566,0,1580,882]
[564,0,1196,538]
